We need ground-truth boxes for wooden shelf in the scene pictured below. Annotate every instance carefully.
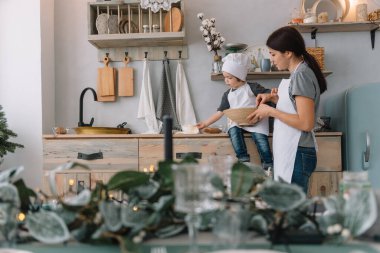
[88,31,186,48]
[87,1,186,49]
[289,21,380,33]
[211,71,333,81]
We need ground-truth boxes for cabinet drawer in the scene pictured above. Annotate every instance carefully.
[315,136,342,172]
[309,171,342,197]
[139,138,236,170]
[43,139,139,171]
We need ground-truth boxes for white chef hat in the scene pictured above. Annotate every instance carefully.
[222,53,251,81]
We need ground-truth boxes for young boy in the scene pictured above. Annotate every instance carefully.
[196,53,273,172]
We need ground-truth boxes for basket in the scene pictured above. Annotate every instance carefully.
[306,47,325,70]
[223,107,257,125]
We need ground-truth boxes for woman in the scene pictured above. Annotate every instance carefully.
[247,26,327,193]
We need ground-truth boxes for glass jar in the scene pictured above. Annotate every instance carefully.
[212,55,222,74]
[152,24,160,32]
[142,25,149,33]
[339,171,372,199]
[291,8,304,24]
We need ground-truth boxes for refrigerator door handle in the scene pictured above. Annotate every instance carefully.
[363,131,370,170]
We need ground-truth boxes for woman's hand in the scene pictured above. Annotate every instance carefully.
[256,89,279,106]
[247,104,273,124]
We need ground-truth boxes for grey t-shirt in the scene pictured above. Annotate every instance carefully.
[289,62,320,148]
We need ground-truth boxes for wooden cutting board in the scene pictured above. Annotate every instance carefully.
[164,7,183,32]
[97,56,116,102]
[118,56,134,96]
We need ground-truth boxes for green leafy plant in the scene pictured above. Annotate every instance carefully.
[0,160,377,253]
[0,105,24,159]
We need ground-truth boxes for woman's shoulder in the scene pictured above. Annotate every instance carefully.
[292,63,318,83]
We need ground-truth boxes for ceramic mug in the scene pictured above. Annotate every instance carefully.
[260,58,271,72]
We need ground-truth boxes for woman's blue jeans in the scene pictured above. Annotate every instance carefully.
[228,126,273,169]
[291,146,317,194]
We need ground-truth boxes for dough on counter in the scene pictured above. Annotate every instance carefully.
[202,127,222,134]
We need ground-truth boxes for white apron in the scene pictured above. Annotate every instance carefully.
[273,78,301,183]
[227,83,269,136]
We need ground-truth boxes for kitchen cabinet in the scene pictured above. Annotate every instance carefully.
[87,1,187,61]
[42,136,139,195]
[43,132,342,197]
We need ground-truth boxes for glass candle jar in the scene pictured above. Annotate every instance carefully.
[339,171,371,199]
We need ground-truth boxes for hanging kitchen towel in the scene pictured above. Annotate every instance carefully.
[137,59,160,133]
[175,59,197,127]
[156,58,181,131]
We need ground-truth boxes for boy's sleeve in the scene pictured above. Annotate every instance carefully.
[217,90,230,111]
[248,82,271,96]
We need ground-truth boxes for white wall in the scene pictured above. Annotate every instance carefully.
[0,0,43,188]
[54,0,380,134]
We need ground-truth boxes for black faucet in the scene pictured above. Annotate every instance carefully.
[78,87,97,127]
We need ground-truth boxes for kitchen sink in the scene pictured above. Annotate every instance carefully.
[73,127,131,134]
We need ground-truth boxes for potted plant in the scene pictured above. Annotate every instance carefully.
[0,105,24,163]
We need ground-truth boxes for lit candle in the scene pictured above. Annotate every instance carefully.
[163,115,173,161]
[149,164,155,173]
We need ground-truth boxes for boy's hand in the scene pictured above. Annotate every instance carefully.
[196,122,207,129]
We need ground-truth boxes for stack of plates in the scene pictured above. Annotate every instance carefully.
[96,14,126,34]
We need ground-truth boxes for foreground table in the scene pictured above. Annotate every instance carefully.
[15,233,380,253]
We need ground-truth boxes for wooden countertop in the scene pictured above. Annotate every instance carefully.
[43,132,342,140]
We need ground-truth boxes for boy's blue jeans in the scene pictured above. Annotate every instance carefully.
[228,126,273,169]
[291,146,317,194]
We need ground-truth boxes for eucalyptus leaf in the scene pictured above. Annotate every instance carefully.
[0,182,20,207]
[26,210,70,244]
[258,180,306,211]
[121,205,151,227]
[0,166,24,183]
[48,162,89,197]
[154,224,186,238]
[99,200,122,232]
[63,189,92,206]
[134,180,160,199]
[107,171,150,193]
[152,195,174,212]
[156,161,174,189]
[231,162,255,198]
[344,190,377,236]
[250,215,268,234]
[210,174,225,193]
[53,206,77,225]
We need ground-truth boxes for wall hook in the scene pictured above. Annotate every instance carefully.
[125,52,129,57]
[105,52,109,58]
[178,50,182,59]
[144,51,148,59]
[164,51,168,58]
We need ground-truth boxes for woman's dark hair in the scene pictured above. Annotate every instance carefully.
[266,26,327,94]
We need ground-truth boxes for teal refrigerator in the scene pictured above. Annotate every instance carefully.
[326,83,380,189]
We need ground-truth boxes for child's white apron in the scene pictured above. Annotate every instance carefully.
[227,83,269,136]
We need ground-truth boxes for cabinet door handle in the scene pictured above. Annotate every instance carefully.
[363,131,370,170]
[77,151,103,160]
[176,152,202,159]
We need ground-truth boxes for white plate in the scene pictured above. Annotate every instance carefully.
[303,0,346,20]
[107,15,119,34]
[311,0,343,21]
[96,13,108,34]
[208,250,286,253]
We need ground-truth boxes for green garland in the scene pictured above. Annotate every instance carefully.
[0,159,377,253]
